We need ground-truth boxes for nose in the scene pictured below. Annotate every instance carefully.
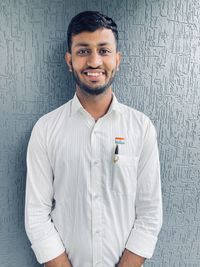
[86,51,102,68]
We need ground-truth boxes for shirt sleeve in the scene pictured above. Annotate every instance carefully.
[25,120,65,264]
[125,119,163,259]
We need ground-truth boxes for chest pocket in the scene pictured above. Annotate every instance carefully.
[112,155,138,195]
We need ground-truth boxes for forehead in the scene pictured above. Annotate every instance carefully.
[71,28,116,49]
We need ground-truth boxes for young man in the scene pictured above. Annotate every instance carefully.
[25,11,162,267]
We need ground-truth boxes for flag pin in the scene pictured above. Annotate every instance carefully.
[115,137,125,145]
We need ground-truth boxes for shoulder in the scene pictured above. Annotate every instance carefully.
[118,103,158,155]
[32,99,72,134]
[119,102,156,132]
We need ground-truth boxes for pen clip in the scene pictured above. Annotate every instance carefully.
[113,144,119,163]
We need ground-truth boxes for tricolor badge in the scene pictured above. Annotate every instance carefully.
[115,137,125,145]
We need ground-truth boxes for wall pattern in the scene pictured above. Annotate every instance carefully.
[0,0,199,266]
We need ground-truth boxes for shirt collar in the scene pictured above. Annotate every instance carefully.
[70,92,121,117]
[70,93,84,116]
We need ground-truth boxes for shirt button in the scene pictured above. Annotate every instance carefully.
[93,160,99,165]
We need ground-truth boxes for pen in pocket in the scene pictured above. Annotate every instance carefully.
[113,144,119,163]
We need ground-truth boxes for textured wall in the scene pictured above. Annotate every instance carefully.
[0,0,199,266]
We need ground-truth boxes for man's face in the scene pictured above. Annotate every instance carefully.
[65,28,121,95]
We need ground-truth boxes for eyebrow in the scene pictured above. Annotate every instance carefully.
[74,42,111,48]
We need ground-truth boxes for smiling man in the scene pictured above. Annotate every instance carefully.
[68,30,118,96]
[25,11,163,267]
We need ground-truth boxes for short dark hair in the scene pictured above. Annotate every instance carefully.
[67,11,118,53]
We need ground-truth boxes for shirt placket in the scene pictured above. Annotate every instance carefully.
[90,122,103,267]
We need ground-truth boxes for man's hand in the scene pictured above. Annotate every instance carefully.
[118,249,145,267]
[45,252,72,267]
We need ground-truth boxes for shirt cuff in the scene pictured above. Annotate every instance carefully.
[31,233,66,264]
[125,228,158,259]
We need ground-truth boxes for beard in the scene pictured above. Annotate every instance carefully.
[71,68,117,96]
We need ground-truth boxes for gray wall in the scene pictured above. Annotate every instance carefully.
[0,0,199,266]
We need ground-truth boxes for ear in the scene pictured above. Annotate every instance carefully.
[116,51,122,71]
[65,52,72,71]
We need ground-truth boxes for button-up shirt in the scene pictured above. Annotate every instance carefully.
[25,93,162,267]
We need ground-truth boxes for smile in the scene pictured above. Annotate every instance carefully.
[83,71,105,77]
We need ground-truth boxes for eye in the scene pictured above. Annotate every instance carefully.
[77,49,90,56]
[99,49,111,55]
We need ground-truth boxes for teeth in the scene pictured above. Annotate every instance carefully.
[85,72,103,76]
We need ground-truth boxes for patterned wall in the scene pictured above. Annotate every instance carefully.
[0,0,199,266]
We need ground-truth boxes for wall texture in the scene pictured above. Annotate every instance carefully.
[0,0,199,266]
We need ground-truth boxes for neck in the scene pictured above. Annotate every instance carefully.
[76,87,113,121]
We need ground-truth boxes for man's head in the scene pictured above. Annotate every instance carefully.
[67,11,118,54]
[65,11,121,96]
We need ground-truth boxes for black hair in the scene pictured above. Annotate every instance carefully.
[67,11,118,53]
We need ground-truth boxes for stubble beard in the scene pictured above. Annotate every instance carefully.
[71,68,117,96]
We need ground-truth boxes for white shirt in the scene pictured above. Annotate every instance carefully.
[25,93,162,267]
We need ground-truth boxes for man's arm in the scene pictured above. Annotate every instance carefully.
[45,252,72,267]
[118,249,145,267]
[25,120,66,264]
[124,120,163,261]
